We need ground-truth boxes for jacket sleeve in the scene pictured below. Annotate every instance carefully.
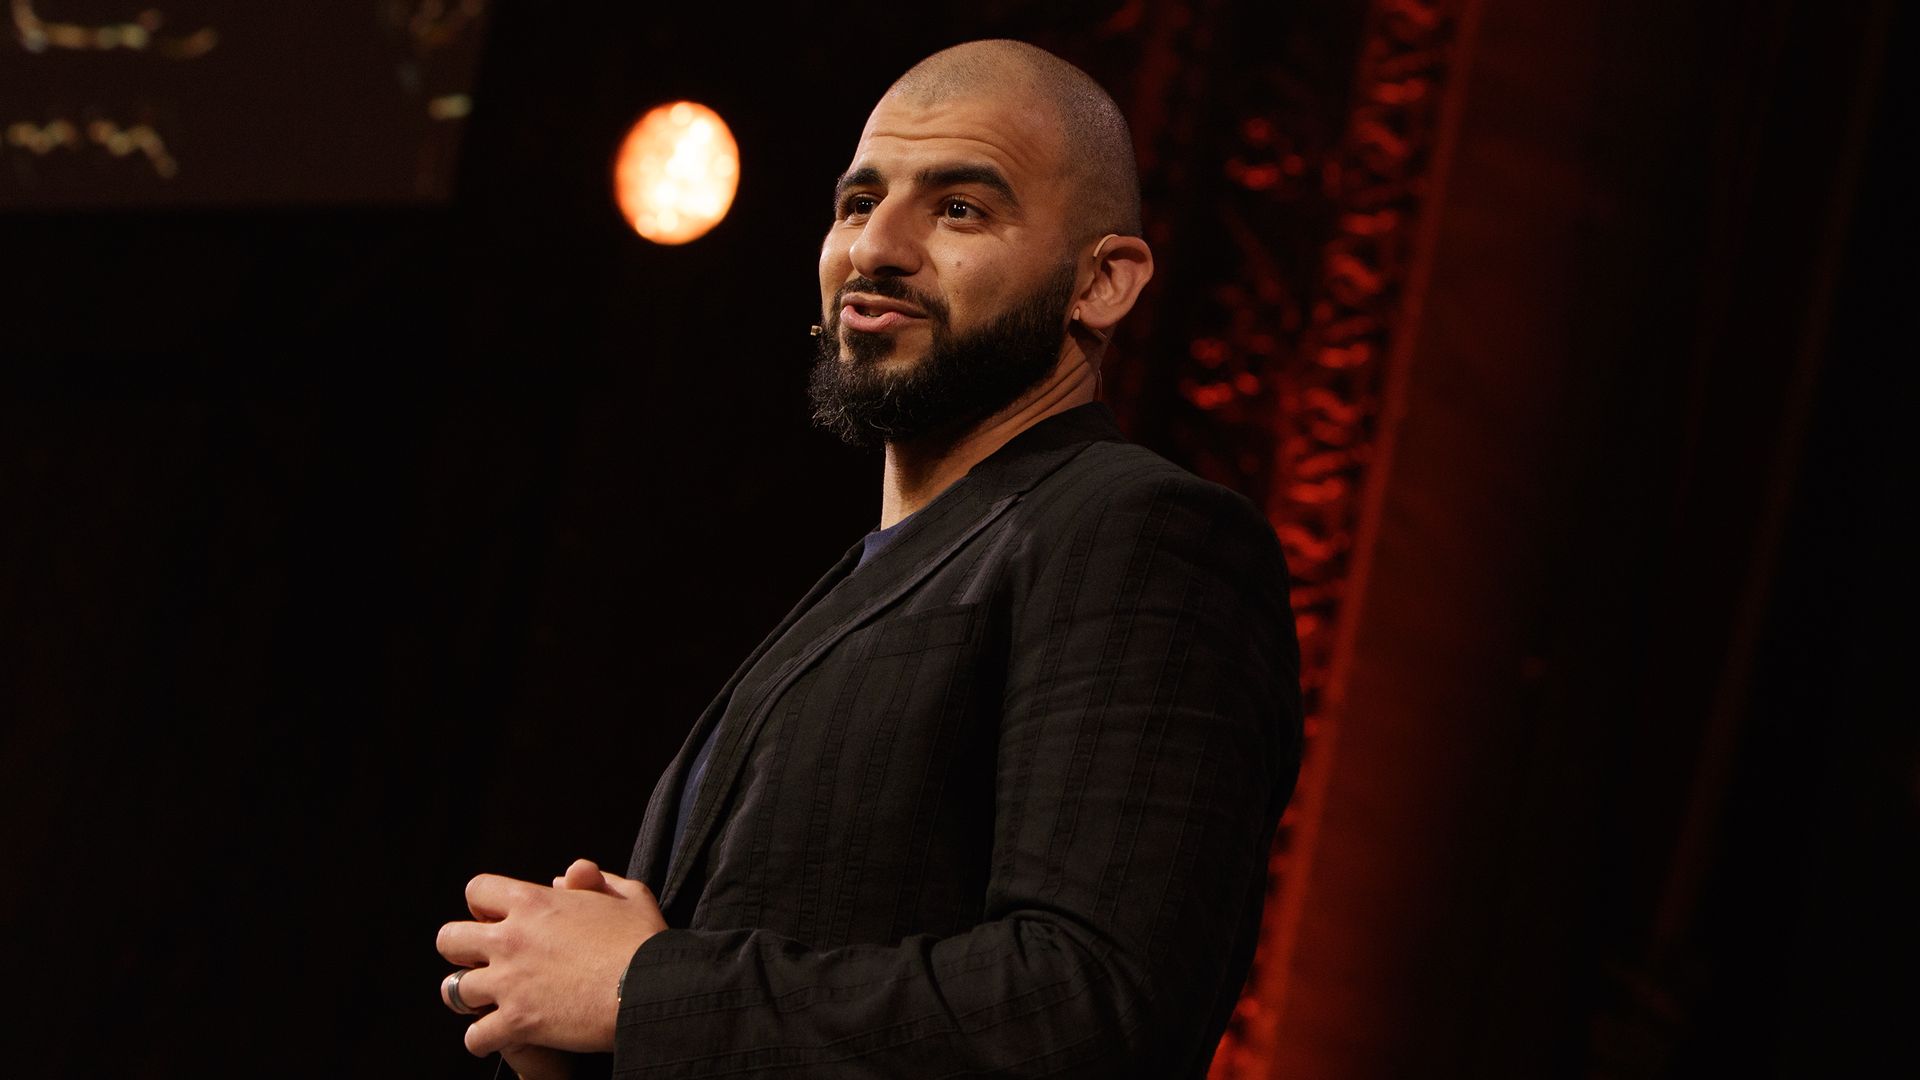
[609,470,1302,1078]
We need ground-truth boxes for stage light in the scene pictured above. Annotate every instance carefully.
[613,101,738,245]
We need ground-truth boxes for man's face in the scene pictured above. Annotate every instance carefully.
[810,90,1080,447]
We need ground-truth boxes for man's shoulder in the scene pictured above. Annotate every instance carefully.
[1037,436,1264,519]
[1011,435,1277,556]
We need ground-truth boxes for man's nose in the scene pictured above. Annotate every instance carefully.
[847,199,923,279]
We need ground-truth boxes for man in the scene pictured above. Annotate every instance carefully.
[436,39,1302,1078]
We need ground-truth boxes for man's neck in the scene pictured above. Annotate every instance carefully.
[878,358,1098,529]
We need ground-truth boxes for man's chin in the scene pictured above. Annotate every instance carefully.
[840,328,928,369]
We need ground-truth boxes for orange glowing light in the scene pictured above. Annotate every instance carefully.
[613,101,739,245]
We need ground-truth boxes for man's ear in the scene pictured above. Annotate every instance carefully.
[1072,235,1154,337]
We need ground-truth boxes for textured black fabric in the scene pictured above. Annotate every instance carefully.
[616,401,1302,1078]
[667,515,912,868]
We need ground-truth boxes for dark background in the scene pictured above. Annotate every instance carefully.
[1,1,1910,1076]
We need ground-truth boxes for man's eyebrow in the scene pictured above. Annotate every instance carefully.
[831,163,1022,211]
[833,166,882,209]
[916,164,1020,208]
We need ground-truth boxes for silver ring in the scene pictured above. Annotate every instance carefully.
[444,968,480,1015]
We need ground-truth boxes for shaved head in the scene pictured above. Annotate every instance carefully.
[813,39,1158,447]
[883,39,1141,243]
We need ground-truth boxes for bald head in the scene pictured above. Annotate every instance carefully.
[884,40,1142,243]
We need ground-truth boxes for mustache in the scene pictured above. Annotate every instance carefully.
[829,277,951,327]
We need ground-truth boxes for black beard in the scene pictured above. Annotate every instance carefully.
[808,262,1079,449]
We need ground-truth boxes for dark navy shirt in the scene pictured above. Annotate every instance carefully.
[852,514,910,570]
[667,516,911,872]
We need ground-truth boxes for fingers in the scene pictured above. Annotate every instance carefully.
[554,857,651,901]
[436,920,493,967]
[575,862,652,903]
[560,858,607,893]
[447,970,523,1061]
[503,1045,577,1080]
[444,860,656,1059]
[464,1008,517,1057]
[440,965,498,1013]
[466,873,539,920]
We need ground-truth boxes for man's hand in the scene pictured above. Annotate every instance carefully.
[437,859,666,1058]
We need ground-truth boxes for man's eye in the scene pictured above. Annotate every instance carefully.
[942,199,983,221]
[841,195,878,218]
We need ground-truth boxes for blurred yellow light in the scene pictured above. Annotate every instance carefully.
[614,101,738,245]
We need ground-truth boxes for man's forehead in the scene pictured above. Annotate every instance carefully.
[848,90,1064,179]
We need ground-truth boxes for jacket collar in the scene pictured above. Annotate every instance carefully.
[956,399,1125,497]
[834,400,1124,593]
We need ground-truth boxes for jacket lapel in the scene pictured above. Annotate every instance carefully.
[627,539,866,887]
[653,402,1128,913]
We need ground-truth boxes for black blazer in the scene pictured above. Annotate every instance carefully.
[615,402,1301,1078]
